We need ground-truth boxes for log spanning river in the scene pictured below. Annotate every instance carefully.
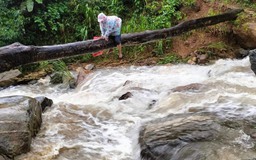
[1,57,256,160]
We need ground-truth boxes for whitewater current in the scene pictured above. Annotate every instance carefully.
[0,57,256,160]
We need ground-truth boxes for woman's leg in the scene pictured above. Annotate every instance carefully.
[117,44,122,58]
[115,35,122,59]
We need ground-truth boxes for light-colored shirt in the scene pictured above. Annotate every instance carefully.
[100,16,122,37]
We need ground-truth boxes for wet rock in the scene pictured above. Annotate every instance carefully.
[27,80,38,85]
[234,22,256,49]
[15,70,50,85]
[0,96,43,158]
[0,155,6,160]
[35,96,53,112]
[119,92,133,100]
[197,54,208,64]
[234,48,250,58]
[84,64,95,70]
[0,70,22,88]
[187,55,197,65]
[69,78,76,89]
[188,51,209,65]
[75,67,89,87]
[192,56,197,62]
[139,113,256,160]
[250,133,256,139]
[249,49,256,75]
[171,83,203,92]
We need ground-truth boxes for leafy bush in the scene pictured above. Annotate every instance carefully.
[0,1,25,46]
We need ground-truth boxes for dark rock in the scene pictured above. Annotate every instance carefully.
[0,96,43,158]
[119,92,133,100]
[35,96,53,112]
[171,83,203,92]
[139,113,256,160]
[249,49,256,56]
[197,54,208,64]
[234,48,249,58]
[69,78,76,89]
[148,100,157,109]
[27,80,38,85]
[251,133,256,139]
[249,49,256,75]
[0,155,7,160]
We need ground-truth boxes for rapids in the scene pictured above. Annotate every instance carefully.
[0,57,255,160]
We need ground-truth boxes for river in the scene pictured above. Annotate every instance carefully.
[0,57,255,160]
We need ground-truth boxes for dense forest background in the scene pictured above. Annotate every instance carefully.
[1,0,255,46]
[0,0,256,73]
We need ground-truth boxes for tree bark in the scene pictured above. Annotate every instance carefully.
[0,9,243,73]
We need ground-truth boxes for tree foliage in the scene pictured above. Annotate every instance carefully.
[0,0,254,47]
[0,0,184,46]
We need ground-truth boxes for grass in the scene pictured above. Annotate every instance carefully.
[206,42,228,50]
[196,41,229,58]
[158,54,183,64]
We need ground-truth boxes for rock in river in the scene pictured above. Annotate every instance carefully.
[0,96,53,159]
[139,113,256,160]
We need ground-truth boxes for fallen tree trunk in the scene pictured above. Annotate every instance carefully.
[0,9,243,73]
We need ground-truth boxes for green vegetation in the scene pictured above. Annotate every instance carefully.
[158,54,183,64]
[0,0,255,73]
[222,0,256,9]
[197,41,229,58]
[0,0,197,46]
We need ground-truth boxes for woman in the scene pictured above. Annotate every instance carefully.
[98,13,122,59]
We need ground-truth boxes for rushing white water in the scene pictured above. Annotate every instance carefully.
[1,57,256,160]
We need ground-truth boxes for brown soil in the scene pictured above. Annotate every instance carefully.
[171,0,241,58]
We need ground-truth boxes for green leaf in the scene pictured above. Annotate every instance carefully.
[26,0,34,12]
[20,2,27,11]
[35,0,43,4]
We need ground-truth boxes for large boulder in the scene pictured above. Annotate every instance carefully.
[35,96,53,112]
[139,113,256,160]
[0,96,52,159]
